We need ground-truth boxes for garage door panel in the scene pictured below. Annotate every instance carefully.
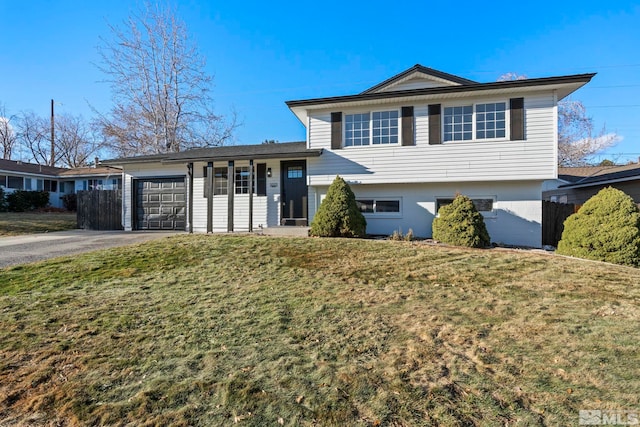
[135,177,186,231]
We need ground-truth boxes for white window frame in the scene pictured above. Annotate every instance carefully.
[442,100,509,143]
[356,197,402,218]
[435,196,497,218]
[344,109,401,148]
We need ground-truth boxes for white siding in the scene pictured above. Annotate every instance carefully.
[310,180,543,248]
[121,163,187,231]
[307,92,557,185]
[191,160,282,232]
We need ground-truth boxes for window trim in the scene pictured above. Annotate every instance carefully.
[442,100,509,143]
[343,108,401,148]
[356,197,402,218]
[435,196,497,218]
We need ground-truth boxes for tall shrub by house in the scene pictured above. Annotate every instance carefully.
[557,187,640,266]
[310,176,366,238]
[432,194,490,248]
[6,190,50,212]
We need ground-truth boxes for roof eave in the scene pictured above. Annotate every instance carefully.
[161,149,323,164]
[286,73,595,118]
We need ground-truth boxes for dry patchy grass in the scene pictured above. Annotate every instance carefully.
[0,235,638,426]
[0,212,76,236]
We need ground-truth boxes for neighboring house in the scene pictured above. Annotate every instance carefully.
[0,159,122,209]
[58,166,123,193]
[543,163,640,205]
[104,64,594,247]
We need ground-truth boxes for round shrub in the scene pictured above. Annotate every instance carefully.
[310,175,366,238]
[432,195,490,248]
[556,187,640,266]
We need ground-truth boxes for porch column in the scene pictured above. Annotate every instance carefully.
[227,160,234,232]
[187,162,194,233]
[206,161,213,233]
[248,159,254,232]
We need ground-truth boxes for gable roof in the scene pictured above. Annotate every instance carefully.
[286,71,595,123]
[558,163,640,188]
[0,159,67,177]
[103,141,323,165]
[361,64,477,94]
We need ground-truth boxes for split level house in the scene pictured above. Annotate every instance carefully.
[104,65,595,248]
[0,158,122,209]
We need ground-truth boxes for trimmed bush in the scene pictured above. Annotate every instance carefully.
[557,187,640,266]
[432,194,490,248]
[0,188,7,212]
[62,193,77,211]
[6,190,50,212]
[310,176,366,238]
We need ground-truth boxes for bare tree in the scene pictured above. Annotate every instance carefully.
[56,114,102,167]
[16,111,50,165]
[558,100,619,167]
[95,2,236,157]
[0,104,18,160]
[16,111,101,167]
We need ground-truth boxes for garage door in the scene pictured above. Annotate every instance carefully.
[135,177,186,230]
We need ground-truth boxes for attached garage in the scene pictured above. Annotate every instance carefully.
[134,177,186,230]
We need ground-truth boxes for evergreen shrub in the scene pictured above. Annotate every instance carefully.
[432,194,490,248]
[557,187,640,266]
[0,188,7,212]
[6,190,50,212]
[310,176,366,238]
[62,193,77,211]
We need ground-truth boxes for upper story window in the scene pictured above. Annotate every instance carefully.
[443,102,506,142]
[476,102,506,139]
[345,110,399,147]
[345,113,370,146]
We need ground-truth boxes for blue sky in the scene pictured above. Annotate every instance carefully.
[1,1,639,162]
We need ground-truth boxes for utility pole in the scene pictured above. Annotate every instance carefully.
[50,99,55,167]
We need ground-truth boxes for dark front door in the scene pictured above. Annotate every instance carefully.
[281,160,307,226]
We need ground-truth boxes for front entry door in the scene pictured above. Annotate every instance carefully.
[281,160,307,225]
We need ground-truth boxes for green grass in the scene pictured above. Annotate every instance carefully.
[1,235,639,426]
[0,212,76,236]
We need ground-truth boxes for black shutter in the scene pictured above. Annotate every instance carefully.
[331,112,342,149]
[401,106,414,146]
[256,163,267,196]
[428,104,442,145]
[203,166,208,198]
[510,98,525,141]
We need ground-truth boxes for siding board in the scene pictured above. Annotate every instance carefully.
[307,93,556,185]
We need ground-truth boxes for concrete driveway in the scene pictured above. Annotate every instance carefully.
[0,230,180,268]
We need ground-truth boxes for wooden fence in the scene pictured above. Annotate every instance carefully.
[77,190,123,230]
[542,201,579,247]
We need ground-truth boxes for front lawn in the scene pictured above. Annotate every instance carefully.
[0,235,638,425]
[0,212,76,236]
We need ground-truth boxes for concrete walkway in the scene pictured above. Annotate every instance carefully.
[0,230,179,268]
